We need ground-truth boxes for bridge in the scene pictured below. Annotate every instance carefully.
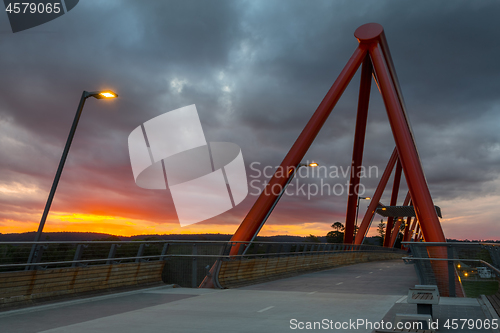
[1,23,500,332]
[0,240,499,332]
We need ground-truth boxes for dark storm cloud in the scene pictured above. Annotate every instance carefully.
[1,0,499,236]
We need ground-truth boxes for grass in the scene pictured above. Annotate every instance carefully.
[461,280,499,298]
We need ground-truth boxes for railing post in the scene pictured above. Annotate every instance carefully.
[447,245,456,297]
[237,243,246,256]
[27,244,48,270]
[192,244,198,288]
[226,242,235,256]
[135,243,149,263]
[106,244,117,265]
[160,243,169,261]
[71,244,86,268]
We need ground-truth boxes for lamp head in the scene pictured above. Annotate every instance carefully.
[86,90,119,99]
[298,162,319,168]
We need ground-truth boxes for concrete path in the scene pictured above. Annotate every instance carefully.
[0,260,427,333]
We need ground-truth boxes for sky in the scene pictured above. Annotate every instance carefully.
[0,0,499,240]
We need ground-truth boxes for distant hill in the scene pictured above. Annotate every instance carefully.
[0,232,324,243]
[0,232,488,243]
[0,232,114,242]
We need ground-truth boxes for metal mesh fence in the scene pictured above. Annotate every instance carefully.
[161,243,226,287]
[405,242,500,298]
[0,240,404,287]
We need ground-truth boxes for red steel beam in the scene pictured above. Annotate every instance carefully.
[389,191,410,247]
[362,27,445,243]
[354,148,397,245]
[405,216,418,243]
[413,224,420,242]
[383,159,402,247]
[358,23,450,293]
[401,217,412,250]
[402,200,415,246]
[229,46,368,251]
[344,55,372,244]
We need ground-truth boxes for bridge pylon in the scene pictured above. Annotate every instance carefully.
[231,23,445,247]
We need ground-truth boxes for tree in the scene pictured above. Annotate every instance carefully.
[332,222,344,232]
[375,219,385,246]
[306,234,321,243]
[327,222,345,243]
[326,231,344,243]
[377,219,385,238]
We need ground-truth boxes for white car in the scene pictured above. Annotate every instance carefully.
[477,267,492,279]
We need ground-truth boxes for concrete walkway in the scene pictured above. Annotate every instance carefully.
[0,260,489,333]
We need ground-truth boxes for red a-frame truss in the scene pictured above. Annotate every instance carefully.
[231,23,446,247]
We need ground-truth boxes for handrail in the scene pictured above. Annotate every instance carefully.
[0,247,401,269]
[0,240,407,246]
[403,256,500,276]
[403,241,500,246]
[0,240,404,272]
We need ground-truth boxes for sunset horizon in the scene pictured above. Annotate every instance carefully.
[2,1,500,244]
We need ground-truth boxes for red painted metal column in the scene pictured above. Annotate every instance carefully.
[344,55,372,244]
[413,224,420,242]
[405,217,417,243]
[354,148,397,245]
[358,23,449,293]
[366,37,445,243]
[401,197,413,245]
[401,217,411,249]
[401,216,412,248]
[383,159,402,247]
[229,46,367,252]
[389,191,410,247]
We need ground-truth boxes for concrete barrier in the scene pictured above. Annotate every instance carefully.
[0,261,165,309]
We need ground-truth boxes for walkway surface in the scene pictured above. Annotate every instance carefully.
[0,260,493,333]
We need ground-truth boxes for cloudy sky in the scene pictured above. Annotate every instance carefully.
[0,0,499,240]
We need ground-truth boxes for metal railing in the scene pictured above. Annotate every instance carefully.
[0,240,403,287]
[404,242,500,298]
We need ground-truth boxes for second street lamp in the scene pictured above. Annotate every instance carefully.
[242,162,318,254]
[27,90,118,268]
[354,196,371,235]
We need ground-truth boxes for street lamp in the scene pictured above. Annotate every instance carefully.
[258,161,318,232]
[27,90,118,267]
[354,196,371,234]
[242,162,318,254]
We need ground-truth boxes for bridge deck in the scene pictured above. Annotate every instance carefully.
[0,260,490,333]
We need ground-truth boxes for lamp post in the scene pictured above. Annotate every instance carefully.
[27,90,118,267]
[263,162,318,226]
[354,196,370,235]
[242,162,318,254]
